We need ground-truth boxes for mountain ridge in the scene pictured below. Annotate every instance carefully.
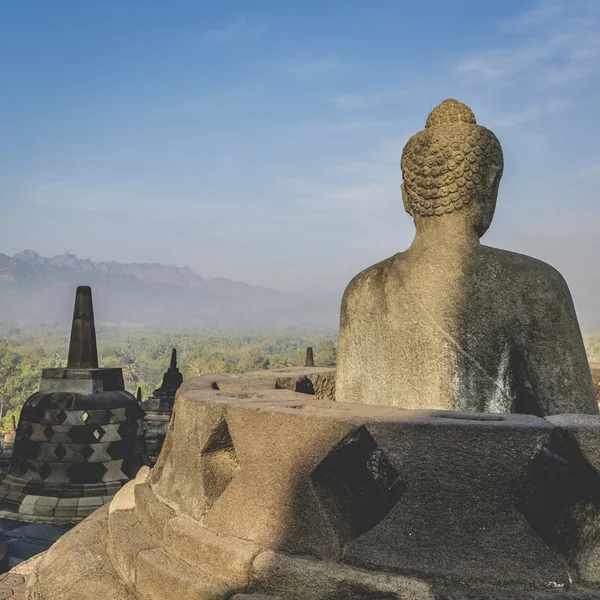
[0,250,340,330]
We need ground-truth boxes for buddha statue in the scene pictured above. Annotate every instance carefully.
[336,99,597,416]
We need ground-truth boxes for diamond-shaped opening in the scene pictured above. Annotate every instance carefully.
[81,445,95,461]
[200,420,239,508]
[53,444,67,461]
[38,462,52,481]
[56,411,67,425]
[81,411,90,423]
[43,425,54,441]
[515,444,600,559]
[311,426,405,543]
[93,426,105,440]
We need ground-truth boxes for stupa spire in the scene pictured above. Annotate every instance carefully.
[67,286,99,369]
[170,348,177,370]
[305,347,315,367]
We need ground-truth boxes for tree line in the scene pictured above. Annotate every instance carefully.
[0,325,337,433]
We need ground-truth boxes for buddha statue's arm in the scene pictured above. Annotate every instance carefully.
[335,270,381,404]
[519,267,598,416]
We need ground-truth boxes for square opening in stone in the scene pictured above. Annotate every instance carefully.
[311,425,405,542]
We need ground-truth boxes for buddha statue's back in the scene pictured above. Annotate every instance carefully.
[336,99,597,416]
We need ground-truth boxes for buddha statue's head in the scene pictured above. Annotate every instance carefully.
[401,99,504,237]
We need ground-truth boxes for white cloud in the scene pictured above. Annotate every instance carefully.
[283,58,350,82]
[199,16,269,45]
[455,0,600,87]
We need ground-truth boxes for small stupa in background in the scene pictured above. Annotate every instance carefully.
[140,348,183,463]
[0,286,149,522]
[305,346,315,367]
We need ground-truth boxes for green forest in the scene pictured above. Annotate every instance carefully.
[2,325,599,435]
[0,324,337,433]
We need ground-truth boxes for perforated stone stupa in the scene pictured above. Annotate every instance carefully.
[140,348,183,463]
[0,286,148,523]
[10,101,600,600]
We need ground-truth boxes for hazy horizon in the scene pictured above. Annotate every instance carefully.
[1,0,599,322]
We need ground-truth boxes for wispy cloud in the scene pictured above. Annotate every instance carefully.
[485,98,572,128]
[455,0,600,87]
[30,180,128,213]
[328,90,406,109]
[29,179,213,217]
[578,162,600,179]
[277,135,408,228]
[199,16,269,46]
[283,58,350,82]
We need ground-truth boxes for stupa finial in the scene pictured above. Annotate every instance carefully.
[305,347,315,368]
[67,286,99,369]
[170,348,177,370]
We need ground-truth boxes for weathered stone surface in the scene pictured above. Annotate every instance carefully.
[201,402,359,559]
[273,367,336,401]
[590,362,600,403]
[533,414,600,585]
[148,370,334,523]
[231,595,282,600]
[26,505,136,599]
[336,99,597,416]
[164,517,260,586]
[107,507,157,590]
[108,466,149,516]
[344,413,569,589]
[251,550,435,600]
[134,547,232,600]
[133,482,175,539]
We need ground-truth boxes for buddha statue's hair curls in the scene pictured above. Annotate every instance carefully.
[401,99,504,217]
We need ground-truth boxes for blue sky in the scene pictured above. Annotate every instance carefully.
[1,0,599,319]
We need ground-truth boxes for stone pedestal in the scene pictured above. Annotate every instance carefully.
[17,368,600,599]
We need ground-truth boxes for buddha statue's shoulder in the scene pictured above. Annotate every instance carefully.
[341,253,404,311]
[480,245,571,299]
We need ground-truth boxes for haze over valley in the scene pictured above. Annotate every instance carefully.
[0,250,340,330]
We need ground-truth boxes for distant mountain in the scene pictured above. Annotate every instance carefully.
[0,250,340,330]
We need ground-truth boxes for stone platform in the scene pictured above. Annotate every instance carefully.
[14,368,600,599]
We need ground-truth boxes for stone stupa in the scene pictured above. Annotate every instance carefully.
[7,101,600,600]
[0,286,149,523]
[140,348,183,463]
